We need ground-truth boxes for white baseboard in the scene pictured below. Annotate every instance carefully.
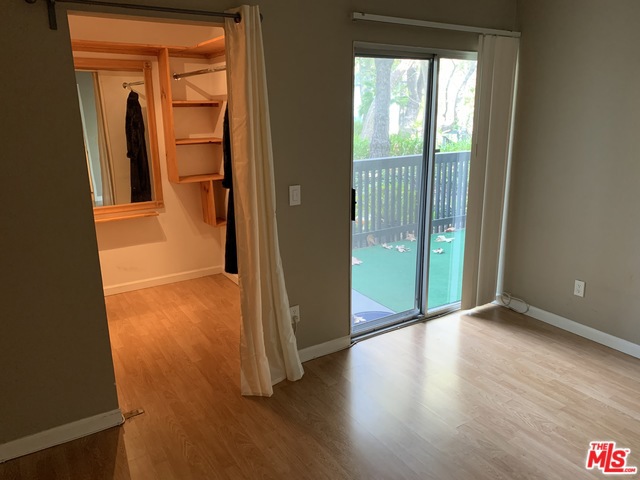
[0,409,123,463]
[223,272,239,285]
[526,306,640,359]
[298,335,352,363]
[103,266,223,296]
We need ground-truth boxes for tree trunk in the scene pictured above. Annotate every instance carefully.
[452,63,477,130]
[441,61,459,123]
[400,63,422,135]
[370,58,393,158]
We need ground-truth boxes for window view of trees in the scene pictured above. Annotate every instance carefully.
[436,59,477,152]
[353,57,477,160]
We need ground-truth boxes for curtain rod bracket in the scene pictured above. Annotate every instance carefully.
[25,0,244,30]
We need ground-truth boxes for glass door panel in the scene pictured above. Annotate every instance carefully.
[426,57,477,312]
[351,55,432,334]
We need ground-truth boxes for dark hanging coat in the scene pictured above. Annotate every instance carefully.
[126,91,152,203]
[222,107,238,274]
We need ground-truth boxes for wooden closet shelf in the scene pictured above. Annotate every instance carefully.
[172,100,222,107]
[178,173,224,184]
[72,38,225,59]
[175,137,222,145]
[170,35,225,59]
[159,40,227,227]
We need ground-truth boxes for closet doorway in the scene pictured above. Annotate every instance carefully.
[64,9,246,428]
[66,11,240,382]
[66,12,236,291]
[350,45,477,336]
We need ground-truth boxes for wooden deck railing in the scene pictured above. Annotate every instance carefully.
[353,151,470,248]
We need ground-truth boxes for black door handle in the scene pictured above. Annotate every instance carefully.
[351,188,356,222]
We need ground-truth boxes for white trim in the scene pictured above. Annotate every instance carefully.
[103,266,223,296]
[298,336,352,363]
[526,306,640,359]
[354,41,477,61]
[352,12,521,38]
[0,409,123,463]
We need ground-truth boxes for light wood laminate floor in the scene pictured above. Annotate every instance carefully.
[2,275,640,479]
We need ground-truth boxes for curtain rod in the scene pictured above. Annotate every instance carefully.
[25,0,241,31]
[173,66,226,80]
[352,12,521,38]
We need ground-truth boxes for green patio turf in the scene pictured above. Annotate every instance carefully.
[352,230,466,313]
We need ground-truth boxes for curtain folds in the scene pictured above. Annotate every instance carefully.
[225,5,304,397]
[461,35,519,310]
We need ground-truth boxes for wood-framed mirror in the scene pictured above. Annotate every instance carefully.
[73,57,164,222]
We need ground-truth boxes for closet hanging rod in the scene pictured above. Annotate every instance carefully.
[122,80,144,89]
[25,0,242,31]
[173,66,226,80]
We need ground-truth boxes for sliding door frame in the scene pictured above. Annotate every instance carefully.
[350,42,479,338]
[350,43,436,337]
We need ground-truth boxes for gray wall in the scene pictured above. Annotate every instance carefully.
[0,0,515,444]
[1,4,119,443]
[505,0,640,343]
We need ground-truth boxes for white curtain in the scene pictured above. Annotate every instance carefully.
[461,35,519,309]
[224,5,304,396]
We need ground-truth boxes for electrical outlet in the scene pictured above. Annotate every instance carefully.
[289,305,301,324]
[574,280,585,297]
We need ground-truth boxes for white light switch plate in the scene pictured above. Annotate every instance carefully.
[289,185,301,206]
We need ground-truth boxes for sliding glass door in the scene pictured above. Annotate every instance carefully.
[351,52,434,335]
[350,48,477,335]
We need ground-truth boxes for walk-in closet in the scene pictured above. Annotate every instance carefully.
[69,12,237,295]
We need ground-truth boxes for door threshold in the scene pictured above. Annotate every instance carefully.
[351,307,460,343]
[352,314,426,343]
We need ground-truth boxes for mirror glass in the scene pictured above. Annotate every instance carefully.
[74,58,163,214]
